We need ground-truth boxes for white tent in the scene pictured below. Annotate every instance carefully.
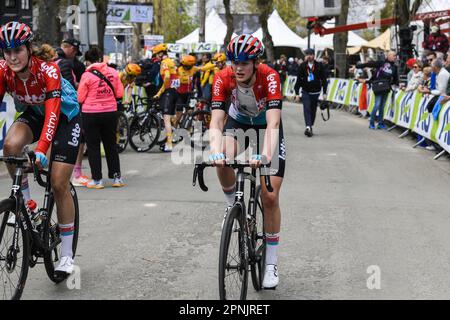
[252,10,307,49]
[176,9,237,45]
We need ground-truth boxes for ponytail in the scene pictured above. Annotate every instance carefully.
[32,44,57,62]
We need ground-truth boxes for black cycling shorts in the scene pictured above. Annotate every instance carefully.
[223,117,286,178]
[176,92,190,112]
[160,88,178,116]
[14,110,81,165]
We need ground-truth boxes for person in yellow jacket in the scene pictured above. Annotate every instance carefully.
[120,63,142,105]
[212,52,227,72]
[176,55,198,125]
[152,43,180,152]
[199,53,215,101]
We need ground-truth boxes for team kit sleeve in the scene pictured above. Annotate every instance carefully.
[0,61,7,103]
[265,70,283,111]
[36,62,62,155]
[211,72,227,112]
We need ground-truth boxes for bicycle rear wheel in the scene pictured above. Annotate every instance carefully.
[116,111,129,154]
[129,113,161,152]
[0,198,29,300]
[218,205,248,300]
[43,184,79,283]
[250,185,266,291]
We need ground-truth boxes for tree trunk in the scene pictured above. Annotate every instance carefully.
[199,0,206,43]
[132,23,143,61]
[333,0,349,79]
[37,0,61,46]
[223,0,234,48]
[396,0,422,28]
[257,0,275,62]
[93,0,107,52]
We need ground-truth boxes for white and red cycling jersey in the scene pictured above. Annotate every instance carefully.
[0,56,61,154]
[211,63,282,125]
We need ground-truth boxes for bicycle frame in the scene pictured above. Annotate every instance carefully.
[1,156,56,258]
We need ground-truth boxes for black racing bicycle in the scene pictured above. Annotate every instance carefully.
[0,147,79,300]
[193,161,273,300]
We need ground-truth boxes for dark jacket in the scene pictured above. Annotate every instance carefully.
[294,60,328,95]
[423,32,449,54]
[356,59,399,86]
[55,48,76,88]
[73,57,86,84]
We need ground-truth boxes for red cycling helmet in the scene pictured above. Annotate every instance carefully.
[0,21,34,50]
[226,34,264,62]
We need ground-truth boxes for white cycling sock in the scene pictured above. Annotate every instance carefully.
[59,223,75,258]
[22,177,31,202]
[223,186,235,207]
[265,233,280,266]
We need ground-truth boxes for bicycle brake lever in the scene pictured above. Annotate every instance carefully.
[197,166,208,192]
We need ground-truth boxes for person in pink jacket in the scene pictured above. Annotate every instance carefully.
[78,47,125,189]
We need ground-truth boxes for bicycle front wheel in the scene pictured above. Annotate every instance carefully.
[43,184,79,283]
[218,205,248,300]
[0,198,30,300]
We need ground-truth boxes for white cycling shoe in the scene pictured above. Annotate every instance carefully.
[262,264,279,289]
[55,256,75,277]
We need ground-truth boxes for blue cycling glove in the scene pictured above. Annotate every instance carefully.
[209,153,225,162]
[35,152,48,168]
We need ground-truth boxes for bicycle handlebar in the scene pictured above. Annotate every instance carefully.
[0,146,48,188]
[193,161,274,193]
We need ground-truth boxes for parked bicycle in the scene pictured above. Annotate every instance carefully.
[193,161,273,300]
[0,147,79,300]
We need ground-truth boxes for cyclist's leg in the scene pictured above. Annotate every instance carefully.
[3,122,34,177]
[50,114,80,262]
[175,93,188,126]
[161,89,177,150]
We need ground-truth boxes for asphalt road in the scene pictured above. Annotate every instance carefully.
[2,102,450,300]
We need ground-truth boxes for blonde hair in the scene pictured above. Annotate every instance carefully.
[32,44,57,62]
[423,66,432,77]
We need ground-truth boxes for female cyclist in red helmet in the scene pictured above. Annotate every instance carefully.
[0,22,81,277]
[209,34,286,289]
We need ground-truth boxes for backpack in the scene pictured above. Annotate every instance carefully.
[136,59,161,88]
[60,77,80,121]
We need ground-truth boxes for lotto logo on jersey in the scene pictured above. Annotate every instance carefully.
[0,60,6,68]
[213,77,223,97]
[40,62,59,80]
[267,73,278,95]
[15,93,46,105]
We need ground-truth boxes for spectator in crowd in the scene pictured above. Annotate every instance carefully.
[423,24,449,55]
[356,50,399,130]
[294,48,328,137]
[77,47,125,189]
[430,59,450,96]
[199,53,214,101]
[287,57,298,76]
[425,52,437,67]
[56,38,85,88]
[275,55,288,88]
[404,61,423,92]
[406,58,416,83]
[445,52,450,73]
[417,67,433,94]
[322,56,333,79]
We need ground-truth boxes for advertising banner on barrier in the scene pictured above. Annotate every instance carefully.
[435,102,450,153]
[283,76,298,97]
[324,77,450,152]
[0,94,17,156]
[413,93,436,141]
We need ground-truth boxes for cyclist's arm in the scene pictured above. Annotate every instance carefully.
[36,64,62,155]
[209,73,227,155]
[156,68,170,97]
[263,109,281,163]
[262,71,283,163]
